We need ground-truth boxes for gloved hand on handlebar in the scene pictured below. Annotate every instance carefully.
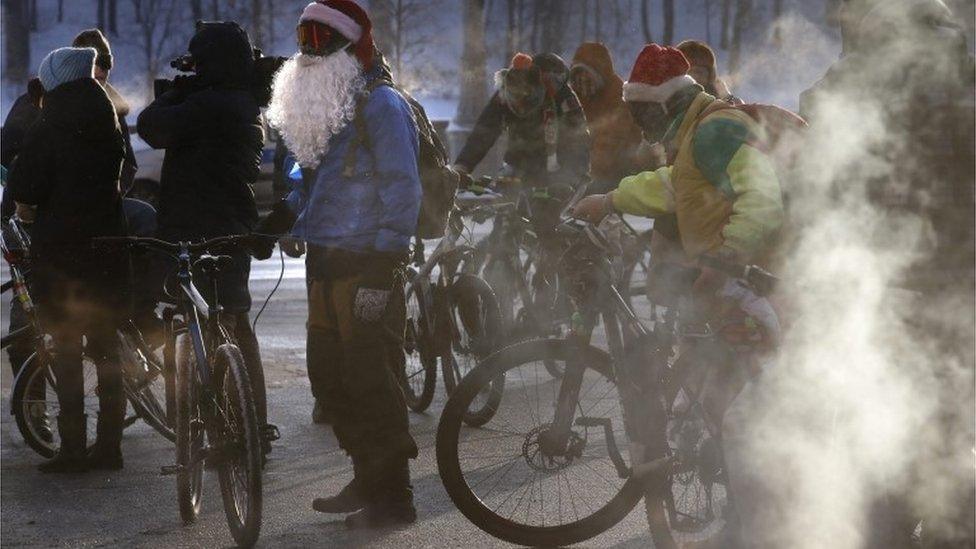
[249,200,298,260]
[569,192,615,224]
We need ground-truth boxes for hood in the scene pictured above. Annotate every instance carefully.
[188,22,255,86]
[571,42,624,116]
[41,78,121,142]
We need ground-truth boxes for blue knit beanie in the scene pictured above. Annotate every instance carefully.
[38,47,96,92]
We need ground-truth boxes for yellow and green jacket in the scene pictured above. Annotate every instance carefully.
[612,92,784,263]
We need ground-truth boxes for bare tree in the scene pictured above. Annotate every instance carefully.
[128,0,183,98]
[29,0,36,30]
[640,0,653,43]
[457,0,488,127]
[98,0,106,30]
[704,0,713,44]
[720,0,731,49]
[58,0,64,23]
[2,0,30,85]
[662,0,675,44]
[210,0,219,20]
[772,0,783,45]
[108,0,118,34]
[580,0,588,41]
[507,0,519,60]
[593,0,601,41]
[728,0,752,72]
[190,0,202,20]
[250,0,264,48]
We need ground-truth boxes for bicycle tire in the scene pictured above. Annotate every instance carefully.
[436,338,644,547]
[120,330,175,442]
[401,279,437,412]
[214,344,263,548]
[175,332,204,524]
[444,274,505,427]
[11,352,98,458]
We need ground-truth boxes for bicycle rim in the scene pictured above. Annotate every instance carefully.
[402,281,437,412]
[436,339,643,547]
[214,344,263,547]
[13,352,99,458]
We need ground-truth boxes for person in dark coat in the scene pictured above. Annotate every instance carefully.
[7,47,129,473]
[136,22,273,452]
[454,52,590,189]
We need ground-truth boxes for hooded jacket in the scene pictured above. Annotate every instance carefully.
[7,78,128,300]
[137,23,262,241]
[571,43,645,188]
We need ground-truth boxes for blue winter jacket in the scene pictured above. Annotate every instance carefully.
[285,68,421,253]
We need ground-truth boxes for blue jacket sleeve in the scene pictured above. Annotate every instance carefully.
[365,87,421,252]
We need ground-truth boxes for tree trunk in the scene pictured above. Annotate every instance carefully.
[580,0,588,42]
[58,0,64,22]
[529,0,540,52]
[662,0,674,45]
[3,0,30,86]
[640,0,653,43]
[772,0,783,45]
[594,0,601,41]
[266,0,275,49]
[251,0,264,48]
[29,0,36,30]
[371,0,396,59]
[507,0,518,61]
[728,0,751,72]
[211,0,219,20]
[97,0,106,31]
[457,0,488,127]
[108,0,118,35]
[704,0,712,44]
[720,0,731,49]
[190,0,202,20]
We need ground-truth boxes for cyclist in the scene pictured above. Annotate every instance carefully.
[259,0,421,529]
[7,47,130,473]
[676,40,742,106]
[136,22,275,456]
[571,43,786,547]
[454,51,590,192]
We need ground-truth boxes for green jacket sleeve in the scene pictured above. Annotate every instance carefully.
[610,166,675,217]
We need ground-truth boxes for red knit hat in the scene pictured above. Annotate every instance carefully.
[301,0,374,68]
[623,44,696,103]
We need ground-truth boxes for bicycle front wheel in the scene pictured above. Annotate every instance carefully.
[436,338,643,547]
[175,333,204,524]
[214,343,263,547]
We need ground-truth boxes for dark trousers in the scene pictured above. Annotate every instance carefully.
[306,270,416,459]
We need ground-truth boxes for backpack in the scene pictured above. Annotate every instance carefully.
[694,100,808,209]
[343,78,458,239]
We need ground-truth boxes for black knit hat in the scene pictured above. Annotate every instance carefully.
[72,28,113,71]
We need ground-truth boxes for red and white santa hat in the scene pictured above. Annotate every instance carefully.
[300,0,375,68]
[623,44,697,103]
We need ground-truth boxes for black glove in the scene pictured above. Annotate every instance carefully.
[245,234,276,260]
[255,199,297,237]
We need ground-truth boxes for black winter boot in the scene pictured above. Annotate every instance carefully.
[313,456,368,514]
[38,414,89,474]
[345,456,416,529]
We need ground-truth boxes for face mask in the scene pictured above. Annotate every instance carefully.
[504,70,546,118]
[629,101,670,143]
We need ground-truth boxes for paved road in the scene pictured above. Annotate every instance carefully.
[1,250,658,548]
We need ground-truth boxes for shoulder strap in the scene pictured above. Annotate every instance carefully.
[343,78,394,178]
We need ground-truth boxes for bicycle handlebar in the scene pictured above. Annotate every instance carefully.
[91,234,259,254]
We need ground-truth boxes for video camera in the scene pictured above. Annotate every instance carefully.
[153,21,286,107]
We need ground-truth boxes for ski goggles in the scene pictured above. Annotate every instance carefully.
[296,20,350,57]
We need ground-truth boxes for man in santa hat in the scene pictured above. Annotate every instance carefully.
[571,44,787,548]
[260,0,421,529]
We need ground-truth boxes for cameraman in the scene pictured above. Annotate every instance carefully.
[136,22,274,454]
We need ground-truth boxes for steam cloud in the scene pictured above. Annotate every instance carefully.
[720,3,975,548]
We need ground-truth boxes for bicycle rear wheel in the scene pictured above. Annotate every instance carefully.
[175,333,204,524]
[401,279,437,412]
[436,338,643,547]
[214,343,263,548]
[11,352,98,458]
[444,274,504,427]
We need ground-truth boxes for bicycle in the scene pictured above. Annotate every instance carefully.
[401,190,505,427]
[93,235,264,548]
[436,216,779,547]
[2,218,173,458]
[462,176,584,377]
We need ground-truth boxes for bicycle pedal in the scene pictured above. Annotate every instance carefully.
[160,464,183,476]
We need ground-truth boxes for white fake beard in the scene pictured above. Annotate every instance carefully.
[266,51,365,169]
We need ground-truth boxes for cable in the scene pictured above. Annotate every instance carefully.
[252,244,285,332]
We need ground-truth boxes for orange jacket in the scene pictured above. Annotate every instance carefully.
[571,43,645,186]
